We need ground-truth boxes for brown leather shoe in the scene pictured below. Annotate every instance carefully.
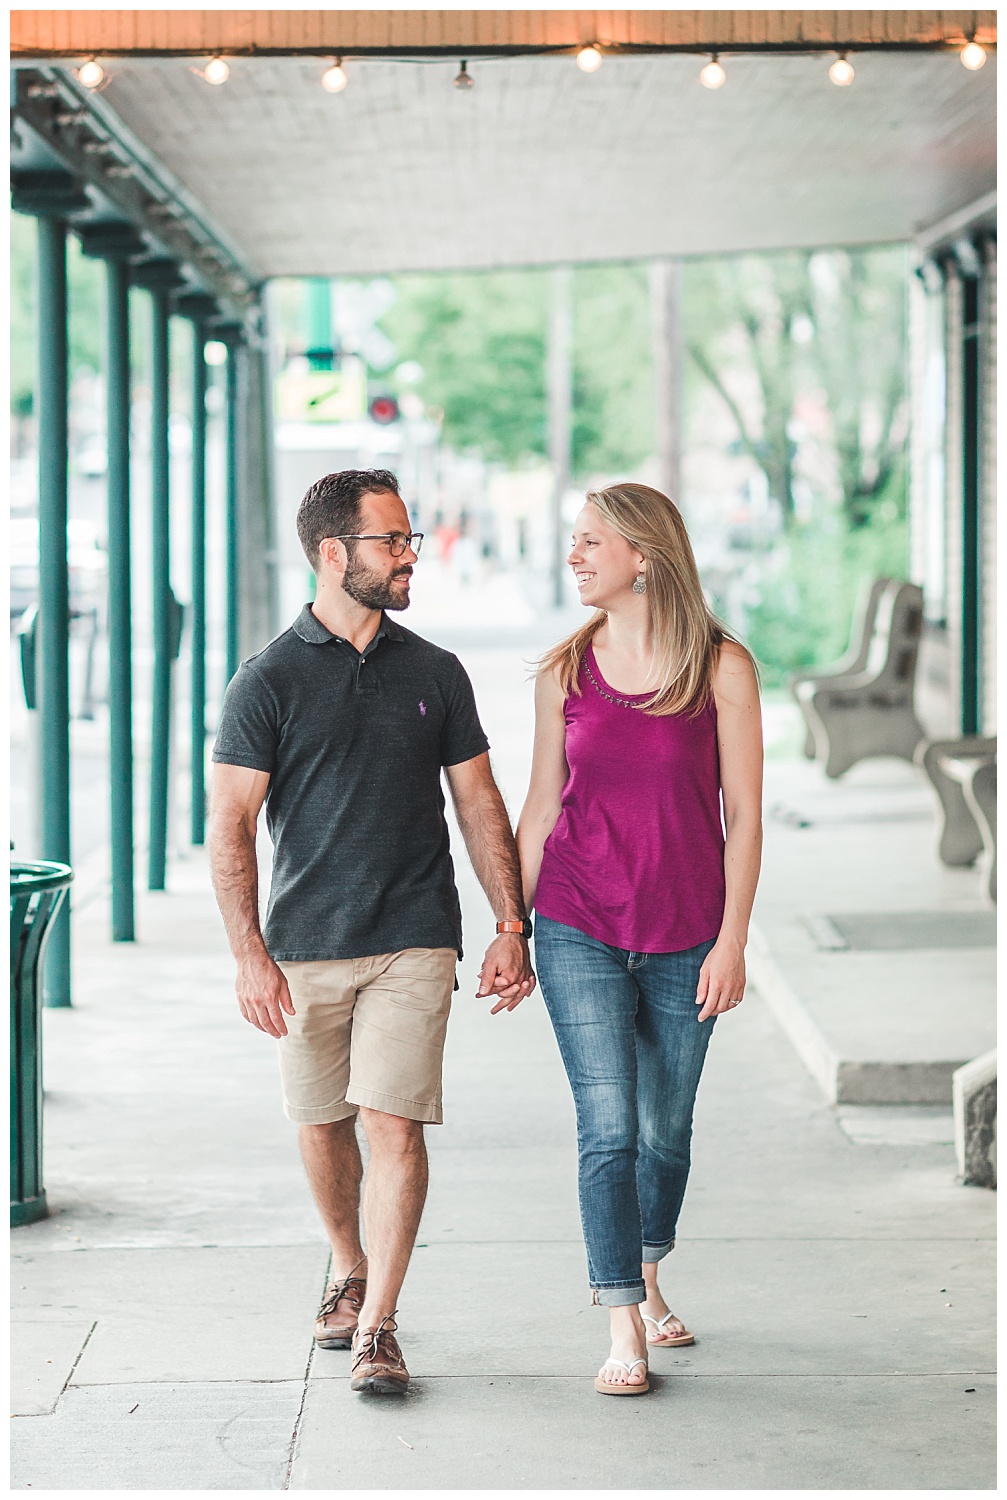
[350,1313,409,1395]
[314,1261,366,1350]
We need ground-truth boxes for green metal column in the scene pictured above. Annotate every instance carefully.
[190,324,208,843]
[225,340,240,682]
[961,268,980,736]
[306,279,334,369]
[148,289,172,890]
[105,258,135,937]
[36,216,72,1007]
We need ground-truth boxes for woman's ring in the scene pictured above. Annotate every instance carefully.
[728,998,742,1007]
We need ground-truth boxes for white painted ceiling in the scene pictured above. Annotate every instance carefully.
[98,49,996,278]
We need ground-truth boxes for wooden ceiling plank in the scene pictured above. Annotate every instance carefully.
[9,9,999,55]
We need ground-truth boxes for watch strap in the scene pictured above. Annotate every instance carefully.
[496,918,533,939]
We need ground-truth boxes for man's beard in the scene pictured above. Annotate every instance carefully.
[342,551,412,612]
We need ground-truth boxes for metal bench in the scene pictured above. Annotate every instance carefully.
[794,579,926,779]
[790,575,892,759]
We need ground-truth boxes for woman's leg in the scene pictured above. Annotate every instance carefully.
[533,917,645,1306]
[633,940,717,1297]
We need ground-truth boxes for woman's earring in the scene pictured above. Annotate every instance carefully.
[633,573,647,595]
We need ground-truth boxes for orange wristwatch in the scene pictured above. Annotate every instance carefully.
[496,918,533,939]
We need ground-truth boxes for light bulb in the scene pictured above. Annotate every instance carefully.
[699,56,726,89]
[77,58,104,89]
[321,59,348,93]
[576,46,603,73]
[203,56,230,86]
[961,42,987,70]
[453,60,474,90]
[203,341,228,368]
[829,54,855,86]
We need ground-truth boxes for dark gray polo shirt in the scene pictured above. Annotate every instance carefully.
[212,606,490,962]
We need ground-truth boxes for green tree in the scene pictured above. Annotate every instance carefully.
[570,262,653,476]
[377,263,654,477]
[686,253,809,521]
[685,247,909,528]
[806,249,908,527]
[379,270,549,466]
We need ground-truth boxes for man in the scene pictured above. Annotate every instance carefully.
[208,469,535,1396]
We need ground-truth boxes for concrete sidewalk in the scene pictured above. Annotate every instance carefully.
[11,638,996,1489]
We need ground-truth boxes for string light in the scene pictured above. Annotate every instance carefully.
[321,58,348,92]
[829,53,855,86]
[203,341,228,367]
[453,60,474,90]
[576,46,603,73]
[960,41,987,70]
[203,56,230,86]
[699,55,726,89]
[77,58,104,89]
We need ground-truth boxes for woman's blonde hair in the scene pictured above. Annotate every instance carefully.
[538,482,750,716]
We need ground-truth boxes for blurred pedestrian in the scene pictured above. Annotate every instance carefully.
[516,482,763,1395]
[208,469,535,1396]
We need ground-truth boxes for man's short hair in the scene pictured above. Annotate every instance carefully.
[296,469,401,570]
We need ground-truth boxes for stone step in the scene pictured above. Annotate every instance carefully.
[748,921,996,1106]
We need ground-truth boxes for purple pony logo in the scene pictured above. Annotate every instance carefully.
[418,700,427,716]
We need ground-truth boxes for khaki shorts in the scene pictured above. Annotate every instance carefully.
[276,948,457,1125]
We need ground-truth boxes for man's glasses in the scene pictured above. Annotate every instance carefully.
[333,532,424,557]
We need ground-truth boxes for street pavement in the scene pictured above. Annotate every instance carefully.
[10,599,996,1490]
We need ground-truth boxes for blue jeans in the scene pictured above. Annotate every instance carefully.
[534,915,717,1307]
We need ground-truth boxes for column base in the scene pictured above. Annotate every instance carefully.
[11,1191,48,1227]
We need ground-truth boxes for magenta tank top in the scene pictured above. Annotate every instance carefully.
[534,642,726,953]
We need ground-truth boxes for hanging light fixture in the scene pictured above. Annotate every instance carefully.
[960,40,987,70]
[829,53,855,86]
[576,46,603,73]
[453,59,474,90]
[321,58,348,92]
[699,55,726,89]
[202,56,230,85]
[77,57,105,89]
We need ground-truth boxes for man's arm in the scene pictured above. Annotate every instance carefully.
[208,763,295,1038]
[444,752,537,1013]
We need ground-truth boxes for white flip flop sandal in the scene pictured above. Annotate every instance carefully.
[642,1310,695,1347]
[594,1357,650,1396]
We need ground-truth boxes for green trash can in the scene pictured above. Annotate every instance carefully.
[11,860,73,1227]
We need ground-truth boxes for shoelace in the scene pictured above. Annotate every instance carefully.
[352,1313,401,1369]
[318,1260,366,1319]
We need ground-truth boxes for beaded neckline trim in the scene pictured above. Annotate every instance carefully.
[582,654,648,711]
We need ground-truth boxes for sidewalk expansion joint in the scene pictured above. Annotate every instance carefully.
[59,1321,97,1406]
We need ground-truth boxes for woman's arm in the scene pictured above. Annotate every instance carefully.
[516,666,569,913]
[696,641,764,1023]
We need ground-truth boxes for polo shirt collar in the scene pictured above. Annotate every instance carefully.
[293,605,406,647]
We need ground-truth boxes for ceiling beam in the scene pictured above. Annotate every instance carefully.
[10,9,997,59]
[11,65,261,318]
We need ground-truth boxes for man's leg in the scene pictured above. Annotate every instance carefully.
[355,1107,428,1326]
[298,1117,366,1277]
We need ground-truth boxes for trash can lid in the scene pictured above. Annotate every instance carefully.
[10,861,74,894]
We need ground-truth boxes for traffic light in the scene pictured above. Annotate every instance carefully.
[368,394,400,425]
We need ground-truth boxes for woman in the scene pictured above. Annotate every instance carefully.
[516,482,762,1396]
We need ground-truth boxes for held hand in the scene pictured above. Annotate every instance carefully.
[695,936,746,1023]
[477,933,537,1015]
[236,953,296,1038]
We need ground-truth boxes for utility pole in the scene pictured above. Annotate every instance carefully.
[547,266,573,609]
[650,258,683,503]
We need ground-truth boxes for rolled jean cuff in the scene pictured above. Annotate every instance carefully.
[591,1281,646,1307]
[642,1237,676,1264]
